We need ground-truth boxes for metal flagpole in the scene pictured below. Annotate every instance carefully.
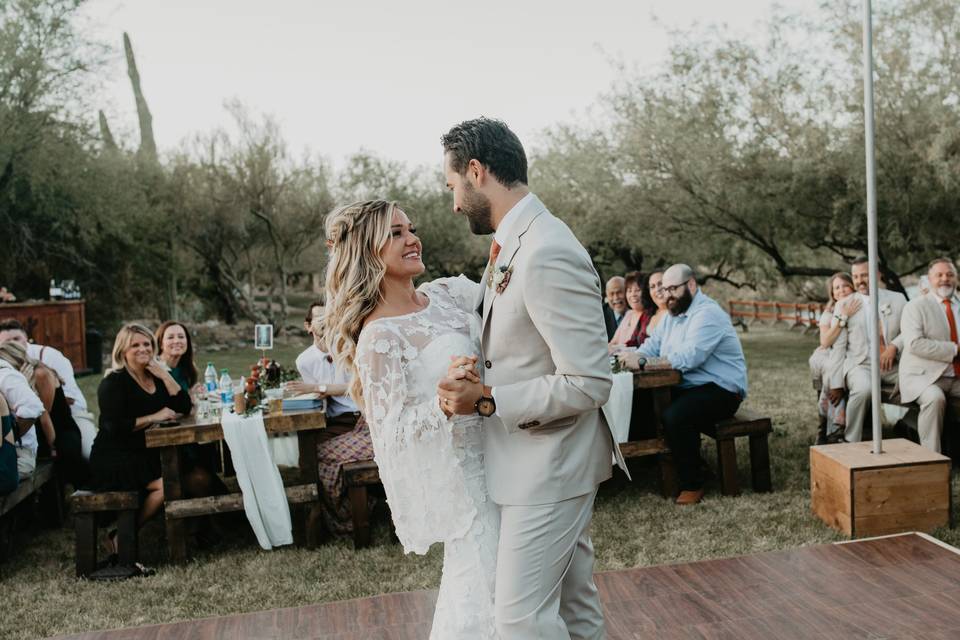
[862,0,883,456]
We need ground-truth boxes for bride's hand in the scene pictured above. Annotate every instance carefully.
[447,355,480,384]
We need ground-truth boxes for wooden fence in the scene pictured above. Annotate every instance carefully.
[728,299,827,332]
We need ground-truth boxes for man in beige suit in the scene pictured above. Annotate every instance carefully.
[828,260,908,442]
[899,258,960,452]
[438,118,624,639]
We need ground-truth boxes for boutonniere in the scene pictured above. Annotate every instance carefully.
[487,263,514,294]
[880,303,892,316]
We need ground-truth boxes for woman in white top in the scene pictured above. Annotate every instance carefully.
[323,200,497,638]
[809,272,861,444]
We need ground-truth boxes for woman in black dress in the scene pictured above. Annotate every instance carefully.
[89,324,192,528]
[0,341,89,487]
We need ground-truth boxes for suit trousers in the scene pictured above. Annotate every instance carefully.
[915,377,960,453]
[661,383,742,491]
[844,366,898,443]
[495,490,603,639]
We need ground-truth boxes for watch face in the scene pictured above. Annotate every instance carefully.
[477,397,495,417]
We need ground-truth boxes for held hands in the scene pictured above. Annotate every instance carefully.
[437,355,483,417]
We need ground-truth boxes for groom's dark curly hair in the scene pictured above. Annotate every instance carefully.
[441,117,528,187]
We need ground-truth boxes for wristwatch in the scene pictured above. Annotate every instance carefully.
[475,395,496,417]
[317,384,327,395]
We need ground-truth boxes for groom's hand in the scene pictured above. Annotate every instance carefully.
[437,377,485,415]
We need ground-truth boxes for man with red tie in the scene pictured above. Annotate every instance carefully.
[899,258,960,452]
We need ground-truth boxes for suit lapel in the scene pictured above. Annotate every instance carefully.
[480,197,547,339]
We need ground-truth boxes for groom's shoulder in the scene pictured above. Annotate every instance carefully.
[525,210,591,261]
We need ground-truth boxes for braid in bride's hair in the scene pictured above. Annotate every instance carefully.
[322,199,397,408]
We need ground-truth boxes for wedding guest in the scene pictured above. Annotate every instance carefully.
[155,321,200,393]
[154,320,226,495]
[0,341,89,487]
[898,258,960,452]
[290,301,373,534]
[808,273,861,444]
[827,258,908,442]
[851,256,907,371]
[89,324,193,534]
[620,264,747,505]
[644,270,670,337]
[610,272,647,349]
[0,318,96,460]
[0,358,43,479]
[603,276,627,340]
[0,393,17,495]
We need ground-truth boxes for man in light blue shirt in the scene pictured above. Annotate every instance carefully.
[621,264,747,505]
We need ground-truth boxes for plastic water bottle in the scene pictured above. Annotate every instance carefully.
[219,369,234,407]
[204,363,218,392]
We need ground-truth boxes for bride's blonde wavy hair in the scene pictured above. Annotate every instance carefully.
[322,199,398,407]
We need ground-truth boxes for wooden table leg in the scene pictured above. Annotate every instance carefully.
[159,446,187,564]
[297,430,323,545]
[652,387,678,498]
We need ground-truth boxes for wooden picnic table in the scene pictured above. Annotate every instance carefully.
[144,407,326,563]
[619,368,681,497]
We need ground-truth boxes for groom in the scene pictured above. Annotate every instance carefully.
[438,118,625,639]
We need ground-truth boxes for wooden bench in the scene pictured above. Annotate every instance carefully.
[701,408,773,496]
[71,490,140,577]
[343,460,381,549]
[0,461,62,558]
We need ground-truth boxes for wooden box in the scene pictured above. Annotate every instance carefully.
[811,438,950,538]
[0,300,87,371]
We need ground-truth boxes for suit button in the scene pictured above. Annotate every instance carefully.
[484,360,492,369]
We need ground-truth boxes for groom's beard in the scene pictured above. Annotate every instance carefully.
[460,183,495,235]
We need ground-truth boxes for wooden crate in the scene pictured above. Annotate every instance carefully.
[811,438,950,538]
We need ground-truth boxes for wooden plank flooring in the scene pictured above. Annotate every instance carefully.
[59,532,960,639]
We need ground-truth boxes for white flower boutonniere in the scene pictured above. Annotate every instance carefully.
[487,263,514,294]
[880,303,892,316]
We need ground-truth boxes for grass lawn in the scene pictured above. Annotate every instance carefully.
[5,327,958,639]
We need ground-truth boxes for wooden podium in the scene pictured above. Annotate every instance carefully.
[811,438,950,538]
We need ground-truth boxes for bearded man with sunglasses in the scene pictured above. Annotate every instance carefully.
[619,263,748,505]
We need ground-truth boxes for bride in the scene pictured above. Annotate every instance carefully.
[322,199,498,639]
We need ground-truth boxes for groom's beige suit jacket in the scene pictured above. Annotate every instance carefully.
[476,194,627,506]
[899,292,959,404]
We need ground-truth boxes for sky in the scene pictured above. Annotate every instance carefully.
[81,0,814,169]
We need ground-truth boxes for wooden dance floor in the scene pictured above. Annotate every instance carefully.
[60,532,960,639]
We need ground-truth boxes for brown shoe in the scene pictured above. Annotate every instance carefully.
[675,489,705,505]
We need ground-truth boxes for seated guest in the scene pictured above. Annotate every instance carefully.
[610,272,647,349]
[827,259,907,443]
[89,324,193,536]
[0,358,43,479]
[809,273,861,444]
[898,258,960,452]
[603,276,627,340]
[620,264,748,505]
[0,341,89,487]
[155,321,200,393]
[1,393,18,495]
[289,302,373,534]
[155,320,226,496]
[646,270,669,334]
[0,318,96,460]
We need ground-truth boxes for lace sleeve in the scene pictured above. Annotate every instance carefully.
[428,275,481,314]
[355,324,477,554]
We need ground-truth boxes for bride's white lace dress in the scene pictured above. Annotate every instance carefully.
[355,276,499,639]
